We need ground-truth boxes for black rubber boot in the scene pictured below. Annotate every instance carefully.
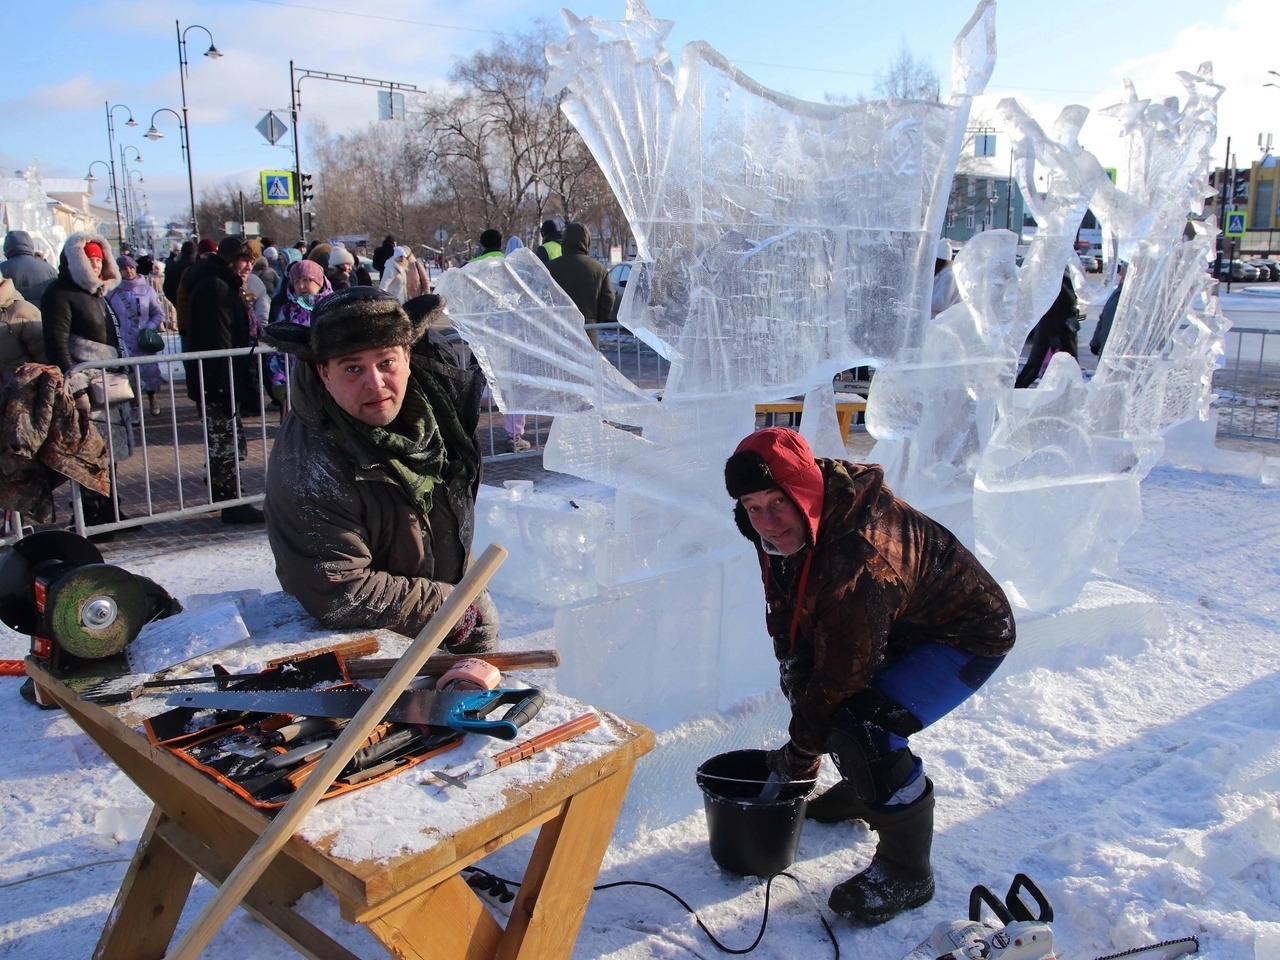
[828,779,935,925]
[805,779,873,824]
[221,504,265,525]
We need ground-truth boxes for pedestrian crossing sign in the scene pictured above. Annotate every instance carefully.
[1225,211,1247,238]
[261,170,295,206]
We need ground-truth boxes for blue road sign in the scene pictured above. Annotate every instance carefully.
[1225,211,1247,238]
[261,170,295,206]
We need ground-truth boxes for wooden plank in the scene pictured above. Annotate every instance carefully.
[498,762,637,960]
[94,807,196,960]
[363,874,503,960]
[154,817,354,960]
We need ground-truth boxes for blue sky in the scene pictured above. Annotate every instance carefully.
[4,0,1274,229]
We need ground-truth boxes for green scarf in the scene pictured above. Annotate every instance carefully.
[319,360,479,518]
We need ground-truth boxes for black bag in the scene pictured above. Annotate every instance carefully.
[138,328,165,353]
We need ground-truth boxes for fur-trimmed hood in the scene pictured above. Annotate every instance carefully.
[58,231,119,296]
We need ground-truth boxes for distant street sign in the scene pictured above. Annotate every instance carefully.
[434,228,449,242]
[378,90,407,121]
[1225,211,1247,238]
[256,111,289,146]
[261,170,295,206]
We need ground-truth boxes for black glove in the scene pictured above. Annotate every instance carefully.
[765,741,821,782]
[444,588,499,655]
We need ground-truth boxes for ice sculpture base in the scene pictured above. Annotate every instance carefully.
[608,578,1168,843]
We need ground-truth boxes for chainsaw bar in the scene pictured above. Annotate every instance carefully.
[167,686,545,739]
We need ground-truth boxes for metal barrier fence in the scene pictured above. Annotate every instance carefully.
[1215,326,1280,442]
[1,324,670,545]
[4,319,1271,546]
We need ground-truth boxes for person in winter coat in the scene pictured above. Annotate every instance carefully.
[405,250,432,299]
[546,222,614,348]
[106,255,165,417]
[372,235,396,277]
[267,259,332,421]
[260,287,497,651]
[378,246,411,303]
[534,219,563,266]
[185,236,264,524]
[1015,270,1080,388]
[1,230,58,305]
[1090,261,1127,358]
[163,240,197,320]
[40,231,133,529]
[724,428,1015,925]
[325,244,355,290]
[0,277,45,387]
[136,255,176,330]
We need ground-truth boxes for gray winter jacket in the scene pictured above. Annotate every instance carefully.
[1,231,58,306]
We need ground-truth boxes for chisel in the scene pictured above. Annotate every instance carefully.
[429,712,600,789]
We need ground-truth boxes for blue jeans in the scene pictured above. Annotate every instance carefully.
[872,642,1006,754]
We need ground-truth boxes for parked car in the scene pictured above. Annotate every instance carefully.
[1077,253,1100,273]
[1251,259,1279,281]
[608,260,635,322]
[1212,259,1258,282]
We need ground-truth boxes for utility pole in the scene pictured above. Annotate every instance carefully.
[1215,136,1231,282]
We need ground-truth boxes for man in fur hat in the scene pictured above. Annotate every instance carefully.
[260,287,496,651]
[723,427,1015,925]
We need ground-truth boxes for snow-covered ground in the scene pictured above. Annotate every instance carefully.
[2,293,1280,957]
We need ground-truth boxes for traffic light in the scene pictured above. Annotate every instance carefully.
[299,172,314,202]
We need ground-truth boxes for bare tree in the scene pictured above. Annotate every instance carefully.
[310,120,427,240]
[194,182,296,242]
[873,41,942,101]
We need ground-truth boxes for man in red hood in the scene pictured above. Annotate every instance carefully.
[725,427,1015,924]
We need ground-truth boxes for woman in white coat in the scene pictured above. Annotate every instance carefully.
[378,246,410,303]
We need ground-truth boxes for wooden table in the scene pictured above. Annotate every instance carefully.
[28,659,653,960]
[755,395,868,441]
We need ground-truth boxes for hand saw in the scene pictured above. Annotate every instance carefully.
[166,685,544,739]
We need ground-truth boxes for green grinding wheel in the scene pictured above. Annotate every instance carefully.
[42,565,148,660]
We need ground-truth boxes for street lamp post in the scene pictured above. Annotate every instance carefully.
[145,107,195,244]
[988,190,1000,231]
[84,160,120,244]
[289,62,420,244]
[103,102,136,247]
[119,145,143,248]
[175,21,222,240]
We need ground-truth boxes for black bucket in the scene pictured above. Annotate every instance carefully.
[696,749,812,877]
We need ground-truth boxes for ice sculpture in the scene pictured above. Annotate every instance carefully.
[437,1,1226,734]
[1,162,67,261]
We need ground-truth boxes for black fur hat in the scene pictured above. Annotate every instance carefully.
[261,287,443,363]
[724,450,777,499]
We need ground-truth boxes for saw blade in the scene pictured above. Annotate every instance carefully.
[0,530,103,635]
[166,686,544,739]
[43,564,148,660]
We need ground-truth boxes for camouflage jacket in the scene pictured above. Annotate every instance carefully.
[0,363,110,521]
[739,459,1016,754]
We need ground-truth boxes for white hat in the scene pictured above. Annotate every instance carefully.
[393,245,410,260]
[329,245,355,267]
[935,240,953,262]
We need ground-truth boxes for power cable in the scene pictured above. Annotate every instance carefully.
[463,865,840,958]
[0,858,133,890]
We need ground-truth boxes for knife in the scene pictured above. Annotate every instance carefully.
[166,686,544,740]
